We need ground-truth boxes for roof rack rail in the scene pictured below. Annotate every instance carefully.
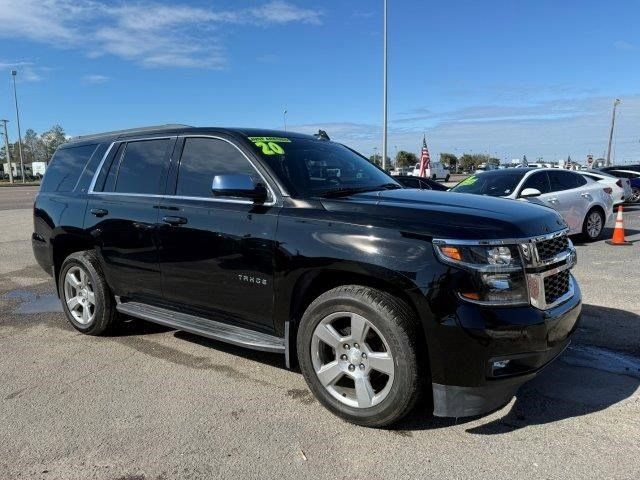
[67,124,194,143]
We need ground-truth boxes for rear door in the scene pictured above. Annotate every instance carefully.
[85,136,175,302]
[157,135,280,331]
[547,170,585,232]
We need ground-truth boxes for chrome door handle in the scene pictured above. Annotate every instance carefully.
[162,216,188,226]
[548,197,558,203]
[581,193,592,199]
[90,208,108,217]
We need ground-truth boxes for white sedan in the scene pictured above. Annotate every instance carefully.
[581,170,631,205]
[451,168,614,241]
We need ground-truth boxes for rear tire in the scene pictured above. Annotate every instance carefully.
[631,187,640,203]
[58,251,117,335]
[581,208,605,242]
[297,285,424,428]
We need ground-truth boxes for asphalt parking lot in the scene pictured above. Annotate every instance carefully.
[1,186,639,480]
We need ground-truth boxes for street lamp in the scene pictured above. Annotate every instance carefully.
[605,98,620,167]
[382,0,388,171]
[11,70,25,183]
[283,109,288,132]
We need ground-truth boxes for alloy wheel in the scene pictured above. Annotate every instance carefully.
[63,266,96,325]
[586,211,603,239]
[632,187,640,203]
[311,312,395,408]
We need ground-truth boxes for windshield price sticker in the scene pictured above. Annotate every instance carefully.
[248,137,291,155]
[459,176,477,186]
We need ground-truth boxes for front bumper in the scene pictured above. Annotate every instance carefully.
[429,276,581,418]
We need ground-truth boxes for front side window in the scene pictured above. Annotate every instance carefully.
[113,139,170,194]
[176,138,262,198]
[520,172,551,195]
[247,136,398,198]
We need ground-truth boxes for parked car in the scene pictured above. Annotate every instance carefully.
[598,164,640,175]
[581,170,631,206]
[411,161,450,181]
[33,125,581,427]
[392,175,448,191]
[451,168,613,241]
[607,170,640,203]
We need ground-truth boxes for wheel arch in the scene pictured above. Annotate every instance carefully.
[51,232,94,294]
[282,267,428,370]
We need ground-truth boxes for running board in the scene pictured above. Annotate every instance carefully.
[116,301,285,354]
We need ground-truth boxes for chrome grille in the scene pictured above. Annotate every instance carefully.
[536,234,569,262]
[543,269,570,305]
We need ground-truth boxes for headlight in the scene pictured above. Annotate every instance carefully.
[433,242,529,306]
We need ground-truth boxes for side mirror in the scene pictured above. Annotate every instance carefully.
[212,174,268,202]
[520,187,542,198]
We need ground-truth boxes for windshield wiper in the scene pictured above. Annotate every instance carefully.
[320,183,401,198]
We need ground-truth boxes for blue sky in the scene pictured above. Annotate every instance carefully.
[0,0,639,164]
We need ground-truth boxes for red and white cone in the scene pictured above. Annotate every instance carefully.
[606,206,632,246]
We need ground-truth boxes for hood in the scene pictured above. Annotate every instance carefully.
[320,189,567,240]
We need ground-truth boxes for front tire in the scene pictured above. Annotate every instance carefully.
[297,285,423,427]
[59,251,117,335]
[582,208,605,241]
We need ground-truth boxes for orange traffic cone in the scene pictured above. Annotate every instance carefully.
[606,206,632,246]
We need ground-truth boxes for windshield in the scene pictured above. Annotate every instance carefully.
[246,136,399,198]
[451,171,527,197]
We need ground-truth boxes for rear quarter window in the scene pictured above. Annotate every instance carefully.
[41,144,99,193]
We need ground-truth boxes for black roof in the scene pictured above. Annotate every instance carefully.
[65,125,317,146]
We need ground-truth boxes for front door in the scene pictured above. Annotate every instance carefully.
[85,137,174,302]
[157,136,279,331]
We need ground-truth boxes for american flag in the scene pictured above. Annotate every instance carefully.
[418,135,431,178]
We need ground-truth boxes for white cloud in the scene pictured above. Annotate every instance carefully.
[0,1,322,69]
[0,61,46,82]
[614,40,639,52]
[291,96,640,165]
[82,74,109,84]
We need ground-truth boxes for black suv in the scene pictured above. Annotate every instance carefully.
[33,125,581,427]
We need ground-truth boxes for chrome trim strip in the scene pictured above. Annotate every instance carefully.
[87,134,277,207]
[432,228,569,247]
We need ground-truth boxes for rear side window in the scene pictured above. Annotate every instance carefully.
[549,171,580,192]
[110,139,170,194]
[41,144,98,192]
[176,137,261,198]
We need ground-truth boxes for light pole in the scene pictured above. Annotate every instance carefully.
[605,98,620,167]
[1,119,14,183]
[382,0,388,171]
[11,70,25,183]
[283,109,288,132]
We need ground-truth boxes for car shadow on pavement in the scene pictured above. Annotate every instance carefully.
[394,304,640,435]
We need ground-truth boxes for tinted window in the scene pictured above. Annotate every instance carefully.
[397,177,420,188]
[176,138,261,198]
[574,173,587,187]
[250,137,397,198]
[520,171,551,194]
[101,143,126,192]
[451,171,526,197]
[549,171,580,191]
[114,139,170,194]
[41,144,98,193]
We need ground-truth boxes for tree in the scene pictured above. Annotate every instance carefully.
[459,153,491,172]
[395,150,418,168]
[368,154,391,168]
[439,152,458,172]
[41,125,67,162]
[487,157,500,166]
[23,129,47,164]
